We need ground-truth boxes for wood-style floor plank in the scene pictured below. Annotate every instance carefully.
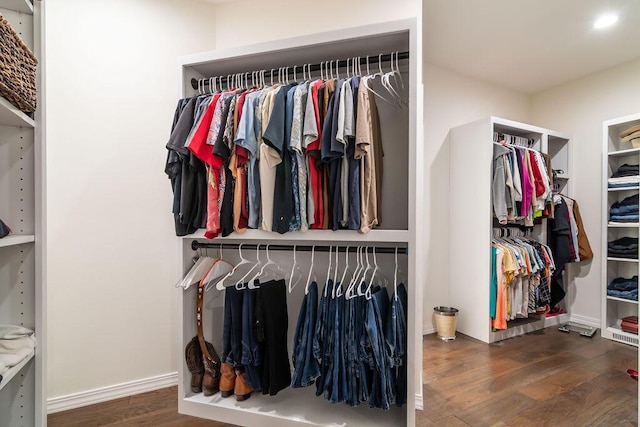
[49,329,637,426]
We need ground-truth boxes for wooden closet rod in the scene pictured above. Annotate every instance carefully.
[191,241,408,255]
[190,50,410,90]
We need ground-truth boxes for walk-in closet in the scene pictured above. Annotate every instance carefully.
[172,18,423,427]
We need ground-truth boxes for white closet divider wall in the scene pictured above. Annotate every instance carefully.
[449,117,571,343]
[602,113,640,347]
[0,1,46,426]
[174,19,423,426]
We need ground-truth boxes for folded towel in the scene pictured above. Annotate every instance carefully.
[0,338,36,376]
[0,325,33,340]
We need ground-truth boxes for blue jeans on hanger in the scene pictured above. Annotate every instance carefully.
[329,287,347,404]
[385,283,408,407]
[223,286,244,367]
[314,282,330,397]
[291,282,321,388]
[241,284,262,391]
[363,286,392,410]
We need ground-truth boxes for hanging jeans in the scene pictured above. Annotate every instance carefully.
[222,286,244,367]
[363,286,392,410]
[241,284,262,391]
[314,281,330,396]
[385,283,407,407]
[291,281,321,388]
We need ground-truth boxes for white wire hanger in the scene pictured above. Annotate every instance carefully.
[289,245,304,293]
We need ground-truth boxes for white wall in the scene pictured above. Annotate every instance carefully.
[422,62,531,332]
[213,0,418,48]
[531,58,640,325]
[45,0,218,399]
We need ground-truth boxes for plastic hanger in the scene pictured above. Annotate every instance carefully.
[357,247,372,297]
[362,53,395,106]
[339,246,350,288]
[346,246,363,299]
[324,245,333,297]
[236,244,263,290]
[332,246,340,298]
[257,244,286,283]
[288,245,304,293]
[365,247,380,299]
[177,249,216,291]
[304,245,316,295]
[393,247,399,301]
[212,244,250,291]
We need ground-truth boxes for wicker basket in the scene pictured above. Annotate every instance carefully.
[0,13,37,113]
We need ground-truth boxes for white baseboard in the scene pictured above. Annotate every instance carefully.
[569,314,601,329]
[423,327,435,335]
[47,372,178,414]
[415,392,424,410]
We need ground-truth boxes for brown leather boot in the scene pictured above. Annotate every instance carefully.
[202,342,221,396]
[184,337,204,393]
[234,368,253,401]
[219,363,236,398]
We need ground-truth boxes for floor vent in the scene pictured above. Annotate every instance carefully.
[613,332,639,346]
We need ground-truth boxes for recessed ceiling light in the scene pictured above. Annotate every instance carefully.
[594,14,619,29]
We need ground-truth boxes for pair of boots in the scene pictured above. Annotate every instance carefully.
[220,363,253,401]
[185,337,220,396]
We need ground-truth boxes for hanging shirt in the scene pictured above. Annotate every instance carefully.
[235,90,263,229]
[356,78,383,233]
[291,82,309,232]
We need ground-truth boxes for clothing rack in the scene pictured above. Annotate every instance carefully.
[493,132,535,148]
[191,241,408,254]
[190,50,410,90]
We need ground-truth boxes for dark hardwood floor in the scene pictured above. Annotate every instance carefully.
[49,329,638,426]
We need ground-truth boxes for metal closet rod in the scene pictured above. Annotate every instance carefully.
[191,241,408,255]
[190,50,410,90]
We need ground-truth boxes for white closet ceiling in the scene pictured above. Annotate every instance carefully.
[424,0,640,94]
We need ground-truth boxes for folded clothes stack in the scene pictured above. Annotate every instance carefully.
[607,276,638,301]
[0,325,36,383]
[621,125,640,148]
[609,163,640,188]
[621,316,638,335]
[608,236,639,259]
[610,194,639,223]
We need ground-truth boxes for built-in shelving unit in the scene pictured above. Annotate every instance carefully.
[449,117,572,343]
[174,19,423,427]
[0,349,35,393]
[0,1,44,425]
[602,113,640,348]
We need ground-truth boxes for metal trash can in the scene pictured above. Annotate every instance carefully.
[433,306,459,341]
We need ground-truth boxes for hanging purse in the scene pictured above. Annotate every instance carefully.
[0,219,11,238]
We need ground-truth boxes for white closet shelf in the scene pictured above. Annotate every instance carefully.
[0,349,35,392]
[0,96,34,128]
[608,148,640,157]
[608,186,639,192]
[182,387,405,427]
[608,222,640,228]
[606,326,639,347]
[606,296,639,304]
[606,257,639,263]
[0,0,33,14]
[0,234,35,248]
[185,229,410,243]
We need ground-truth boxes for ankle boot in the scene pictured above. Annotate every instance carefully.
[184,337,204,393]
[219,363,236,398]
[234,368,254,401]
[202,342,221,396]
